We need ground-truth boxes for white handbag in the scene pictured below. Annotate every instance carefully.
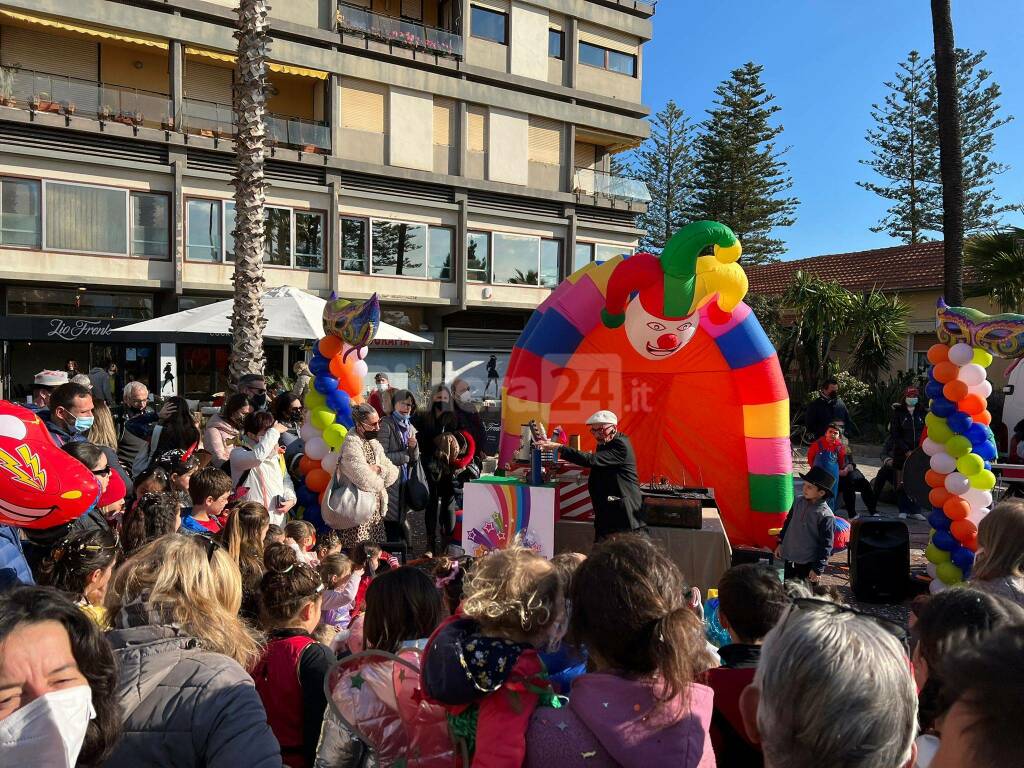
[322,466,377,531]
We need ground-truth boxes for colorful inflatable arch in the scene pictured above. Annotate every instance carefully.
[499,221,792,549]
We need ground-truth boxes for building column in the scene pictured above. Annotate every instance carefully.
[169,40,184,128]
[456,101,468,178]
[565,204,577,279]
[563,122,576,193]
[566,18,578,90]
[169,149,186,296]
[456,191,468,311]
[329,73,342,159]
[327,169,343,296]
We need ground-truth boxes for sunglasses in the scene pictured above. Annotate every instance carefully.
[92,466,113,477]
[784,597,909,651]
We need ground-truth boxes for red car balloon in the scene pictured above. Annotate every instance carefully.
[0,401,98,529]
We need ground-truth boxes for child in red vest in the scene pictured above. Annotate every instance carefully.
[704,563,789,768]
[251,543,333,768]
[421,546,567,767]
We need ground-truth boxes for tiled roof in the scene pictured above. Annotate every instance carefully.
[746,241,949,295]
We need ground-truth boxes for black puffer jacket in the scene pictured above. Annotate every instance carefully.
[888,403,927,457]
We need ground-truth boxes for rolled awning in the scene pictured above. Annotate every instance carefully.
[0,9,168,49]
[185,46,328,80]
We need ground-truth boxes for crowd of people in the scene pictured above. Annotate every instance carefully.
[1,367,1023,768]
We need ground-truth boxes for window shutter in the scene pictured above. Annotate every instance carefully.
[401,0,422,19]
[573,142,596,170]
[578,24,638,55]
[1,27,98,81]
[185,60,233,104]
[341,80,386,133]
[528,117,561,165]
[468,105,487,153]
[433,98,453,146]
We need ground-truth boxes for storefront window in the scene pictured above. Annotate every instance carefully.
[467,231,489,282]
[428,226,453,281]
[6,286,154,320]
[131,192,170,258]
[296,211,325,270]
[341,217,367,272]
[540,239,561,287]
[371,221,427,278]
[0,178,41,247]
[180,344,231,401]
[45,182,127,255]
[186,199,222,262]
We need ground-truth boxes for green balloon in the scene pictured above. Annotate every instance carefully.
[323,423,346,449]
[305,389,326,410]
[311,408,335,431]
[946,435,972,458]
[926,414,954,443]
[969,469,997,491]
[926,542,951,565]
[937,561,964,584]
[956,454,985,476]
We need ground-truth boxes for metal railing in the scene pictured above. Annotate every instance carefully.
[574,166,652,203]
[180,98,330,152]
[0,67,172,129]
[337,2,463,58]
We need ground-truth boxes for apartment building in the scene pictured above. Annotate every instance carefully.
[0,0,653,401]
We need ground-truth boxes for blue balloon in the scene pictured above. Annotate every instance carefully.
[984,460,992,471]
[295,483,313,506]
[335,412,354,429]
[947,412,973,434]
[928,508,951,530]
[965,423,988,444]
[976,441,998,461]
[309,354,330,376]
[951,546,975,576]
[314,375,340,395]
[934,529,959,552]
[925,380,944,400]
[326,388,351,412]
[931,397,956,417]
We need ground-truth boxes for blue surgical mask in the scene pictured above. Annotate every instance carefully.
[73,416,94,434]
[393,411,411,425]
[906,397,919,407]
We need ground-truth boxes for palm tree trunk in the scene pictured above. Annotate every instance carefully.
[229,0,270,386]
[931,0,965,305]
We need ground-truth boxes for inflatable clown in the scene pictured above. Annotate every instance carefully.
[499,220,793,549]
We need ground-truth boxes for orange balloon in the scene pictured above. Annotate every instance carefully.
[925,469,947,489]
[319,336,343,358]
[933,361,959,384]
[976,410,992,426]
[927,344,950,364]
[943,496,971,521]
[305,468,330,493]
[943,380,969,402]
[328,354,349,379]
[964,535,978,552]
[958,393,986,416]
[351,394,364,405]
[298,455,320,476]
[929,487,952,508]
[951,518,978,542]
[337,365,362,397]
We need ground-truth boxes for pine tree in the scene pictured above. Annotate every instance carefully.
[633,101,694,251]
[857,51,939,243]
[689,63,797,265]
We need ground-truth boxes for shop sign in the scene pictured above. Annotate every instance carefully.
[46,319,114,341]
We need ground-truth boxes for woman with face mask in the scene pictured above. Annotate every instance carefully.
[334,403,400,549]
[270,392,303,448]
[450,378,486,463]
[376,389,420,552]
[0,585,122,768]
[413,385,456,552]
[204,394,252,469]
[888,386,928,521]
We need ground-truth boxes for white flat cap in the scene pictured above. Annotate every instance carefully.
[586,410,618,426]
[33,370,68,387]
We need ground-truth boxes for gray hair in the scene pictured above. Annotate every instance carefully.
[352,402,377,426]
[70,374,92,388]
[754,608,917,768]
[123,381,148,399]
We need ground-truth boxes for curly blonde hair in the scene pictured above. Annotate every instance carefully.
[461,546,562,642]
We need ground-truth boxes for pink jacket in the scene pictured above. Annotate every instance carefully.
[203,414,239,467]
[524,673,717,768]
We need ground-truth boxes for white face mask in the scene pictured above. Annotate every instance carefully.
[376,382,388,392]
[458,390,472,403]
[0,685,95,768]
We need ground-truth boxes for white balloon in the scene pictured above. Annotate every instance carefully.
[967,506,991,526]
[300,422,317,442]
[926,562,939,579]
[957,363,986,386]
[948,342,975,366]
[353,359,369,379]
[962,488,993,510]
[967,380,993,399]
[929,577,947,594]
[320,451,339,473]
[930,452,958,474]
[304,436,328,460]
[944,471,971,495]
[922,438,944,457]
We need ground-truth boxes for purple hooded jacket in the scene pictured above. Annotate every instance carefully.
[524,672,717,768]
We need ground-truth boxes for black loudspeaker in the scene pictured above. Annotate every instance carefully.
[850,519,910,602]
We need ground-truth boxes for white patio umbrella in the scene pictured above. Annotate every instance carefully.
[112,286,431,344]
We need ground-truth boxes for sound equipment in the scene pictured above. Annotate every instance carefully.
[731,547,785,581]
[639,482,714,529]
[849,518,910,602]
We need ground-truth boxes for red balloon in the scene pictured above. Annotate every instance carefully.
[958,394,986,416]
[305,468,330,493]
[0,402,99,529]
[964,534,978,552]
[951,518,978,542]
[933,361,959,384]
[319,336,343,358]
[976,410,992,426]
[925,470,947,489]
[298,455,320,477]
[943,380,968,402]
[929,487,952,509]
[943,497,971,521]
[927,344,950,364]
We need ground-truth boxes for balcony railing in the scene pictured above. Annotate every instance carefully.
[0,67,172,130]
[180,98,331,152]
[337,3,463,58]
[574,167,652,204]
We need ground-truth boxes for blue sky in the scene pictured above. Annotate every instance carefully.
[641,0,1024,260]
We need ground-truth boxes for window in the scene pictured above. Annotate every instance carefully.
[7,286,154,320]
[187,199,222,262]
[578,41,637,77]
[224,201,237,261]
[429,227,453,281]
[341,217,367,272]
[372,221,427,277]
[490,234,562,287]
[264,206,291,267]
[340,80,386,133]
[0,178,41,247]
[45,183,127,255]
[130,193,169,258]
[595,244,632,262]
[471,6,507,44]
[540,239,561,287]
[295,211,325,270]
[548,29,564,59]
[573,242,593,272]
[467,231,490,282]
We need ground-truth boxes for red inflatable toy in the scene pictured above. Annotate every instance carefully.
[0,401,98,529]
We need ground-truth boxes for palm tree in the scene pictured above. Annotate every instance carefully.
[228,0,270,386]
[846,290,910,381]
[965,227,1024,310]
[931,0,965,305]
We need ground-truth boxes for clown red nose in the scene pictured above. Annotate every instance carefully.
[657,333,679,350]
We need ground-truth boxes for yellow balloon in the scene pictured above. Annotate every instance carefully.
[972,348,994,368]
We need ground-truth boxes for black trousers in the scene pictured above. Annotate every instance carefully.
[840,470,877,515]
[784,561,815,581]
[425,478,456,548]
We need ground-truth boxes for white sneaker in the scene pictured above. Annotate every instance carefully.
[898,513,907,519]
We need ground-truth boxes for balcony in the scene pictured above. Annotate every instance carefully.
[336,3,463,59]
[0,67,173,130]
[180,98,331,152]
[574,167,651,204]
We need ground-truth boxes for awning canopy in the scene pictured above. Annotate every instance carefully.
[185,46,329,80]
[0,9,168,49]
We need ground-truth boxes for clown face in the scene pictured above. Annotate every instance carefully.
[624,298,699,360]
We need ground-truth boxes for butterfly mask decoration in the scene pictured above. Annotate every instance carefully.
[936,299,1024,359]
